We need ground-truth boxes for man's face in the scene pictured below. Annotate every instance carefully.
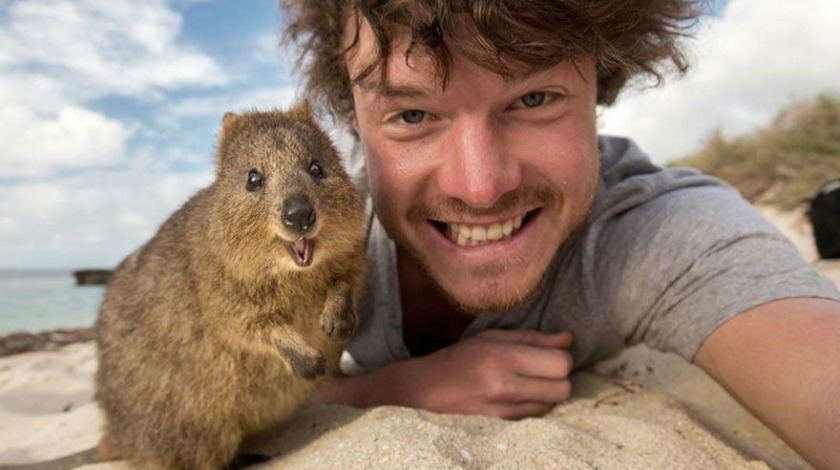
[345,21,600,313]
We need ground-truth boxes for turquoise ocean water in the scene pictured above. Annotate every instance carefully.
[0,270,105,335]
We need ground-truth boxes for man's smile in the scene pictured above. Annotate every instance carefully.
[430,209,540,247]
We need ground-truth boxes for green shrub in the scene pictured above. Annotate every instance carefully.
[670,94,840,209]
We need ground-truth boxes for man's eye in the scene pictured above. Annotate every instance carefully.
[519,92,547,108]
[400,110,425,124]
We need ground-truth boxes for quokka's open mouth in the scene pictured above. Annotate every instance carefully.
[284,238,314,267]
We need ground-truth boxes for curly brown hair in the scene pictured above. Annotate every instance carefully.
[281,0,703,124]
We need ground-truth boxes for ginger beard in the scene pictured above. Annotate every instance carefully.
[414,191,565,314]
[366,154,600,315]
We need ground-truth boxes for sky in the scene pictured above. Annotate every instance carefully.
[0,0,838,270]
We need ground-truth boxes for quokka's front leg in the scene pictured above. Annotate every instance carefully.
[270,326,326,380]
[320,279,358,342]
[246,313,327,380]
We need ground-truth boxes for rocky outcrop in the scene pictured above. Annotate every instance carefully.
[73,269,113,285]
[0,328,96,357]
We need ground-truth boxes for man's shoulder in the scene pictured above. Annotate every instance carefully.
[593,135,738,219]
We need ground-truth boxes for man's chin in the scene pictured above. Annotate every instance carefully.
[417,252,549,315]
[449,293,534,316]
[441,277,543,316]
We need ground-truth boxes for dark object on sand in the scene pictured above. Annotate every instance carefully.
[807,179,840,259]
[72,269,114,285]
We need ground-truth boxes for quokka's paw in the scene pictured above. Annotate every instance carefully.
[276,344,326,380]
[320,308,357,342]
[226,453,272,470]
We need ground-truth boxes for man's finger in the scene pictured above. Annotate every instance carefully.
[511,347,574,380]
[486,374,572,405]
[492,400,558,420]
[476,329,573,349]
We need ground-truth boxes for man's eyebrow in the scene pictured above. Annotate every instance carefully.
[381,83,429,98]
[355,79,430,98]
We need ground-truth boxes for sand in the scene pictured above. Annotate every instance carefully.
[0,205,836,470]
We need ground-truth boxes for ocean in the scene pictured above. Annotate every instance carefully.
[0,269,105,335]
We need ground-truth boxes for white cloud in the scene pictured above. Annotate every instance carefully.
[0,73,73,113]
[4,183,66,219]
[167,85,300,119]
[0,168,214,269]
[0,0,226,99]
[119,211,154,232]
[0,217,19,238]
[0,0,230,179]
[599,0,840,164]
[0,106,131,178]
[253,31,286,66]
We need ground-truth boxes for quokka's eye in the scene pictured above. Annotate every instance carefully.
[308,160,325,180]
[246,169,264,192]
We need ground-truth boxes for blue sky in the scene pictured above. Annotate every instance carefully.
[1,0,838,269]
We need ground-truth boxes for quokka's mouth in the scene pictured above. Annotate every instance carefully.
[284,238,314,267]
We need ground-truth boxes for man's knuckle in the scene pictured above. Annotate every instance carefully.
[561,351,574,372]
[558,380,572,401]
[480,348,509,370]
[486,378,515,401]
[552,351,573,374]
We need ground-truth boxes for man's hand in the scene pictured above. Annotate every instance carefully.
[314,329,574,419]
[407,329,575,418]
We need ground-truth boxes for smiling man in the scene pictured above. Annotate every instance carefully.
[358,52,600,316]
[281,1,840,469]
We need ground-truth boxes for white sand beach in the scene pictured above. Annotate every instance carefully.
[0,205,836,470]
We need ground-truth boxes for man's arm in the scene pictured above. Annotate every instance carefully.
[694,297,840,470]
[315,329,574,419]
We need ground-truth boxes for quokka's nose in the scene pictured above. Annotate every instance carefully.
[281,195,316,235]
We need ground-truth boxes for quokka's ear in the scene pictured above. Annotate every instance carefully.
[287,100,314,123]
[221,112,240,136]
[215,112,241,174]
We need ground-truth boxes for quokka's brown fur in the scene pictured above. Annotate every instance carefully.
[94,102,366,470]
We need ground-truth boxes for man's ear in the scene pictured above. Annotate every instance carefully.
[351,114,359,134]
[288,100,314,123]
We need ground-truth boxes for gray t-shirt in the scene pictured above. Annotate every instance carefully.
[343,136,840,372]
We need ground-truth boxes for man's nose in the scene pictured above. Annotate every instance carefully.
[437,117,521,208]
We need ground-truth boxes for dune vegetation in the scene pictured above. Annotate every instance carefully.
[671,93,840,209]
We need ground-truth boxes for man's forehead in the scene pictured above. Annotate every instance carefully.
[341,11,584,97]
[343,16,440,89]
[342,11,519,94]
[350,55,445,97]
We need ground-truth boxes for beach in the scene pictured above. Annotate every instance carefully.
[0,205,836,470]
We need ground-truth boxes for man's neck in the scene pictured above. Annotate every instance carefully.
[396,247,474,357]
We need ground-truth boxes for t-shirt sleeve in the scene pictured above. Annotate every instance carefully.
[593,180,840,362]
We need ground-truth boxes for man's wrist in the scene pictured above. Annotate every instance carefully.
[313,359,420,409]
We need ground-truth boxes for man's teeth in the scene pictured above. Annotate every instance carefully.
[447,215,524,246]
